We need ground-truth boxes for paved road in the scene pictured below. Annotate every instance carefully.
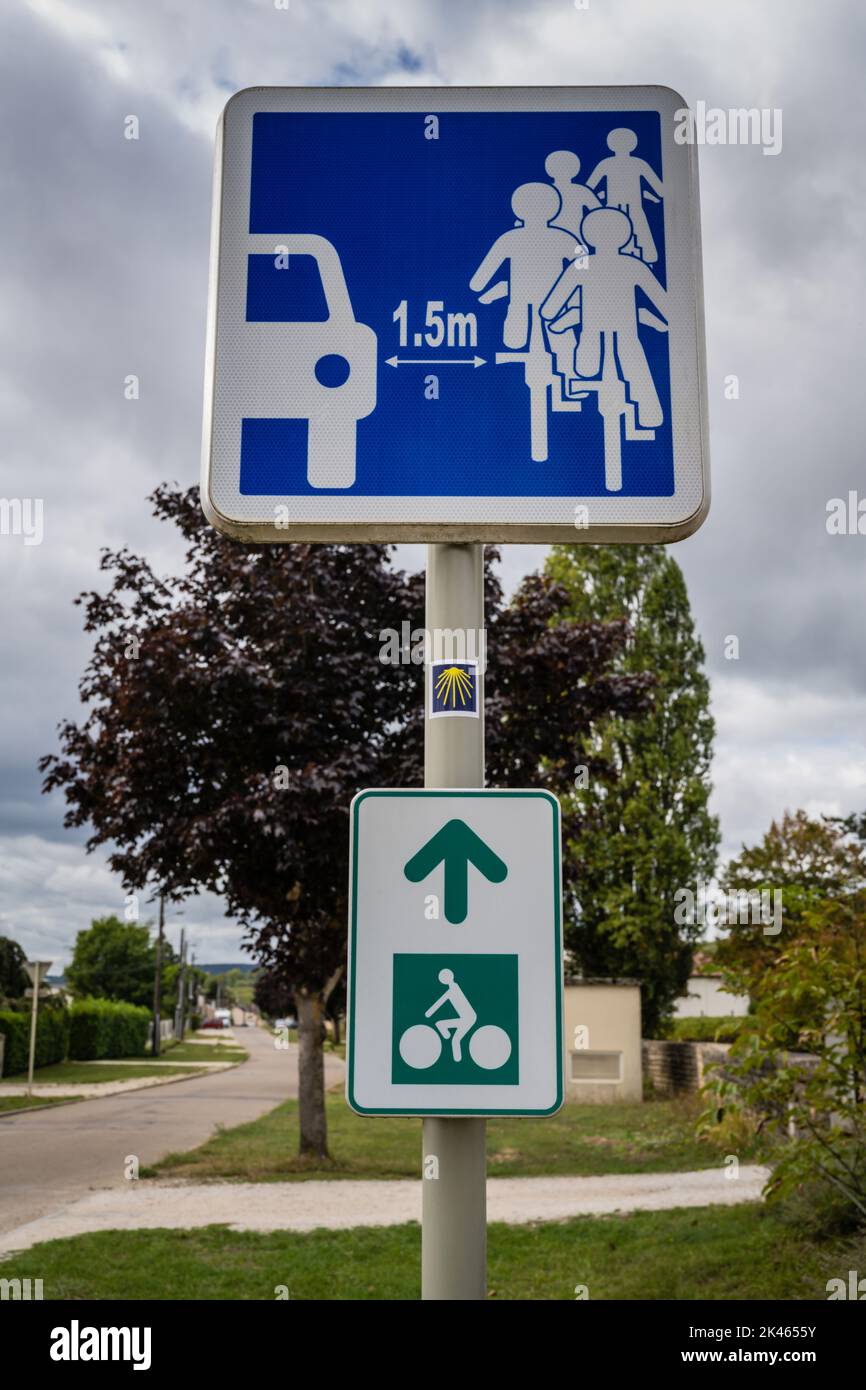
[0,1028,344,1238]
[0,1166,771,1255]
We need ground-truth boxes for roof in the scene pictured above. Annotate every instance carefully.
[563,976,642,988]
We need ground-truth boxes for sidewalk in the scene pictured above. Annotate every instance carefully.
[0,1165,771,1255]
[0,1064,236,1099]
[70,1057,239,1068]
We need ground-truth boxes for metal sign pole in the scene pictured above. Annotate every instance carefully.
[24,960,51,1097]
[422,542,486,1301]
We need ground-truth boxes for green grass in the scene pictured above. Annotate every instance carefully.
[4,1062,202,1085]
[149,1092,766,1182]
[0,1094,81,1114]
[0,1204,858,1300]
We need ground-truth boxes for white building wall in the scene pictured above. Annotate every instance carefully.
[673,975,749,1018]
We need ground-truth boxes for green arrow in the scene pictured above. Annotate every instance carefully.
[403,818,508,924]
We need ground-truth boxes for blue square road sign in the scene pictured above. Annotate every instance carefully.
[202,87,708,544]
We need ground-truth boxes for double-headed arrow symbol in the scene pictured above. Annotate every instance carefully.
[385,355,486,368]
[403,818,508,925]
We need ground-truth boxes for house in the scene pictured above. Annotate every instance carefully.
[563,977,643,1103]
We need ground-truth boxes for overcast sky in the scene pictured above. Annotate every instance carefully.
[1,0,864,967]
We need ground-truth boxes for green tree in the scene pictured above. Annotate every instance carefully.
[254,967,296,1022]
[703,888,866,1226]
[0,936,30,1001]
[717,810,866,1010]
[66,915,174,1008]
[545,544,720,1034]
[204,968,250,1008]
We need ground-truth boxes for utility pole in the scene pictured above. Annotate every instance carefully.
[421,543,486,1300]
[174,927,187,1041]
[151,890,165,1056]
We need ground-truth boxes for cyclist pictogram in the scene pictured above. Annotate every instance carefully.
[391,953,519,1087]
[398,968,513,1071]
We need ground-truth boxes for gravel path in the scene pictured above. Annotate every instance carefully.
[0,1165,770,1255]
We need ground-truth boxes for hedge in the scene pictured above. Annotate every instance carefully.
[667,1015,748,1044]
[0,1005,69,1077]
[68,998,151,1060]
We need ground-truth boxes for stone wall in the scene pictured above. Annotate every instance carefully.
[642,1038,732,1094]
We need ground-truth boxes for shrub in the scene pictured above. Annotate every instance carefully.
[668,1015,748,1044]
[701,890,866,1226]
[775,1181,864,1240]
[68,998,151,1060]
[0,1003,69,1076]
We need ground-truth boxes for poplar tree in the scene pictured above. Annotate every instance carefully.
[545,544,720,1034]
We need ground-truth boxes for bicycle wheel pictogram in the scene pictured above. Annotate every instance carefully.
[398,1023,443,1070]
[398,1019,512,1072]
[468,1023,512,1070]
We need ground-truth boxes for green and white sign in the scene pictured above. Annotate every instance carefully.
[347,789,563,1116]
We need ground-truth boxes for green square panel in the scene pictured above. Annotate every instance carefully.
[392,953,519,1086]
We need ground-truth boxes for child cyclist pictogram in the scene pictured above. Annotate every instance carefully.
[398,968,513,1071]
[469,129,668,490]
